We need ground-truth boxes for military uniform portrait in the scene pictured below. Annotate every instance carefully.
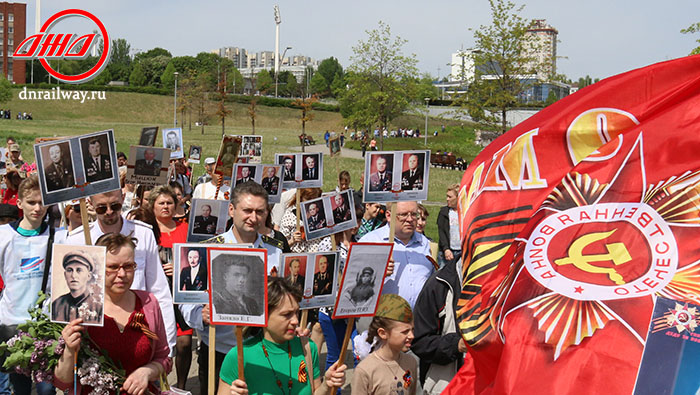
[369,153,394,192]
[134,147,162,176]
[192,203,219,235]
[331,191,352,225]
[41,142,75,192]
[50,244,106,326]
[234,165,256,185]
[313,254,335,296]
[401,152,425,191]
[209,248,267,326]
[304,200,327,232]
[80,133,113,183]
[261,165,281,196]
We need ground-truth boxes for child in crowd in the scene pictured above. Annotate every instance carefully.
[351,294,417,395]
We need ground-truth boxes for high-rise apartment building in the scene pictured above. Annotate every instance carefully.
[0,2,25,84]
[524,19,557,79]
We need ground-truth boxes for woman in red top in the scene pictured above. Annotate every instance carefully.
[1,169,22,216]
[55,233,172,394]
[146,185,192,390]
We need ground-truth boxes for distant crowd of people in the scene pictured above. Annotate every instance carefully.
[0,110,33,120]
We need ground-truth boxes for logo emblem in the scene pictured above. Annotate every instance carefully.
[20,257,43,273]
[13,9,111,84]
[524,202,678,300]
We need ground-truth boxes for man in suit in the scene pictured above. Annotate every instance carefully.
[401,153,424,191]
[134,148,161,176]
[369,154,392,191]
[193,204,218,235]
[313,255,333,296]
[44,144,74,192]
[282,157,295,181]
[306,202,326,231]
[332,193,351,224]
[236,166,254,184]
[287,258,305,289]
[166,131,181,152]
[261,166,280,195]
[83,138,112,183]
[302,155,319,180]
[180,249,207,291]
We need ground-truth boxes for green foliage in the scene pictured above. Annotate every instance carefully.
[0,77,12,104]
[160,62,177,90]
[134,47,172,61]
[285,73,299,97]
[340,21,419,147]
[681,22,700,55]
[459,0,541,134]
[330,73,346,98]
[315,57,344,97]
[413,73,439,101]
[128,62,147,87]
[544,90,558,106]
[138,55,170,86]
[92,68,112,85]
[310,72,329,96]
[256,69,274,94]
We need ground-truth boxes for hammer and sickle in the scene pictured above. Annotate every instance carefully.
[554,229,632,285]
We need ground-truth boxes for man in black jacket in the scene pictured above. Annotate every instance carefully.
[411,257,466,394]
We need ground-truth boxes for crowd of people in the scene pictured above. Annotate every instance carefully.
[0,110,33,120]
[0,135,464,395]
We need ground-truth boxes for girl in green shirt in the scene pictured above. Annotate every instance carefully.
[218,277,347,395]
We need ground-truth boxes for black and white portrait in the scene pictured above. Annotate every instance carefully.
[139,127,159,146]
[162,128,184,159]
[126,145,170,188]
[333,242,393,319]
[50,244,106,326]
[80,133,113,184]
[188,145,202,164]
[187,198,229,242]
[209,248,267,326]
[172,244,209,304]
[41,142,74,192]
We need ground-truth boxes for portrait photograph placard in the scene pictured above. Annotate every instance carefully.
[34,129,120,205]
[172,243,209,304]
[186,198,230,242]
[126,145,170,187]
[50,244,106,326]
[332,242,393,319]
[188,145,202,164]
[275,152,324,189]
[162,127,184,159]
[363,150,430,203]
[329,136,341,157]
[139,126,159,146]
[208,247,268,326]
[280,252,340,310]
[300,190,357,241]
[215,135,242,181]
[237,135,263,163]
[231,164,283,203]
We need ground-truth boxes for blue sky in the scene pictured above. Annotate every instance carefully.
[33,0,700,81]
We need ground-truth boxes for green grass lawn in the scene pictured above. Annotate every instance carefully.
[1,89,474,241]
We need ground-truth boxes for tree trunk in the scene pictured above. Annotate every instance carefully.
[501,109,507,134]
[301,120,306,153]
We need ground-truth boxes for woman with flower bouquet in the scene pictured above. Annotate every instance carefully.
[54,233,172,394]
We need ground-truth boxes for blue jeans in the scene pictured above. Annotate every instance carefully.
[9,373,55,395]
[0,372,10,395]
[318,311,358,370]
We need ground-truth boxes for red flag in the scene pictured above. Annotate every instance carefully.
[446,55,700,394]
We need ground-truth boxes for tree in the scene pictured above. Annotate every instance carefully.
[340,21,419,149]
[214,80,231,136]
[134,47,172,62]
[460,0,543,133]
[544,90,558,106]
[682,22,700,55]
[129,62,147,86]
[286,73,299,97]
[161,62,177,90]
[256,69,274,94]
[0,77,12,104]
[292,96,318,152]
[313,57,344,97]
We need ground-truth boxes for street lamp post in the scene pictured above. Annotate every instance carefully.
[424,98,429,147]
[173,72,179,127]
[275,46,292,97]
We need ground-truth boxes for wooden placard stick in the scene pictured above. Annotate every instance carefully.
[208,324,216,391]
[79,198,92,245]
[388,202,397,243]
[300,310,309,331]
[236,326,245,381]
[295,188,302,231]
[331,233,337,252]
[331,316,355,393]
